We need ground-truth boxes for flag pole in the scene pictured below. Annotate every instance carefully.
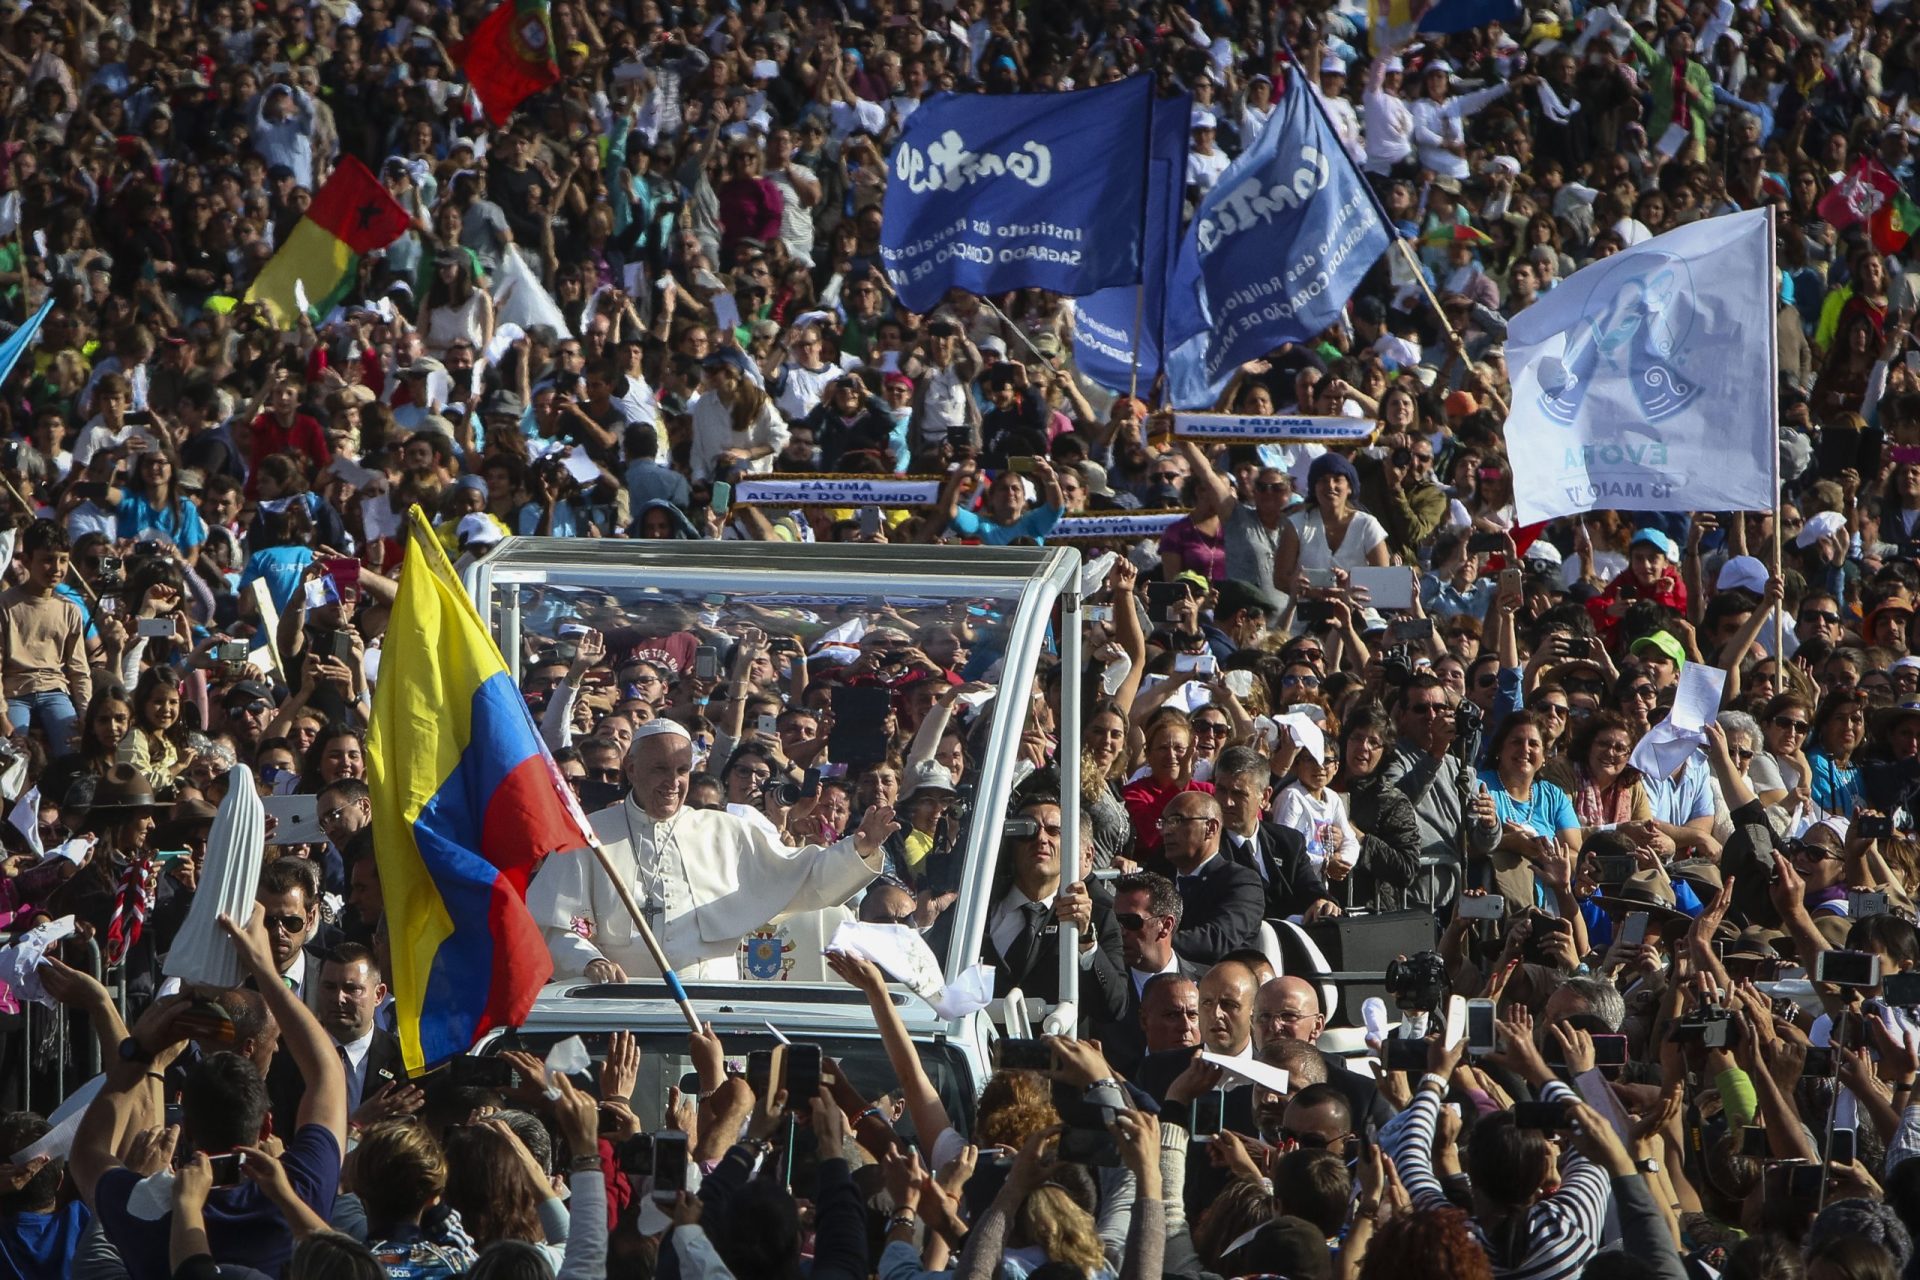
[1397,239,1512,418]
[585,837,703,1034]
[1767,204,1785,664]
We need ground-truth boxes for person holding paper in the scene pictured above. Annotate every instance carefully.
[527,719,894,982]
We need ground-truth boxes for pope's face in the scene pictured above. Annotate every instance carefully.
[627,736,692,819]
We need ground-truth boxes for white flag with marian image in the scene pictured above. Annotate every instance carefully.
[1505,208,1776,525]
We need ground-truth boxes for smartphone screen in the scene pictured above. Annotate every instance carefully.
[1618,912,1650,949]
[1467,1000,1497,1053]
[785,1044,822,1103]
[694,646,719,681]
[712,480,732,516]
[1830,1128,1858,1166]
[651,1131,689,1198]
[1191,1087,1226,1140]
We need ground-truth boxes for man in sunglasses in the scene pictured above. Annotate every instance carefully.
[1276,1082,1354,1155]
[1092,871,1205,1074]
[252,857,339,1012]
[1381,675,1502,903]
[1796,591,1848,648]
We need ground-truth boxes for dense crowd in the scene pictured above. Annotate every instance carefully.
[2,0,1920,1277]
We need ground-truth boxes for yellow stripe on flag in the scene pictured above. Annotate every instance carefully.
[243,219,355,327]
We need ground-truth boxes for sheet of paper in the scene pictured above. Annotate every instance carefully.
[360,494,401,544]
[711,290,742,334]
[1078,551,1117,596]
[0,915,76,1007]
[1654,122,1688,156]
[826,921,945,1003]
[1669,661,1728,732]
[622,261,647,294]
[562,449,603,487]
[484,321,525,365]
[1199,1049,1291,1095]
[7,786,39,856]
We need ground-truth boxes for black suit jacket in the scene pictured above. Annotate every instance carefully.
[1094,956,1206,1079]
[1135,1043,1259,1220]
[1159,851,1266,965]
[268,1026,404,1137]
[979,893,1130,1027]
[1223,822,1331,921]
[1326,1059,1395,1130]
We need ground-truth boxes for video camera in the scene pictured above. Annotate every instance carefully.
[1384,950,1450,1014]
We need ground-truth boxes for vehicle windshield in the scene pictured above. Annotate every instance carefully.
[482,544,1058,981]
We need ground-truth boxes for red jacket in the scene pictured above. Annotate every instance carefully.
[1585,567,1687,647]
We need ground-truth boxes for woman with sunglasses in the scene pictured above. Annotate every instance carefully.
[1808,691,1871,818]
[1613,662,1662,738]
[1122,709,1212,859]
[1525,683,1573,758]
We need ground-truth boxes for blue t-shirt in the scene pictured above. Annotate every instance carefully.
[94,1124,341,1280]
[1476,770,1578,841]
[947,503,1064,546]
[1810,750,1865,817]
[115,493,207,550]
[1641,754,1715,827]
[238,546,316,614]
[0,1202,90,1280]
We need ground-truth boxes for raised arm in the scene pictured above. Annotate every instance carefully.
[825,950,953,1152]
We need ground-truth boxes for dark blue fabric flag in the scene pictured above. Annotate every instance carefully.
[1162,77,1392,409]
[1419,0,1526,35]
[1070,93,1190,394]
[879,77,1154,314]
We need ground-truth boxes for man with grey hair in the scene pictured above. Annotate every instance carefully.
[1255,976,1395,1127]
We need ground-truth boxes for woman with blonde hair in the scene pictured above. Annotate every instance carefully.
[952,1125,1116,1279]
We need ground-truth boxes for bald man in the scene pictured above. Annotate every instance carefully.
[1255,975,1395,1128]
[1157,791,1266,964]
[1135,959,1260,1104]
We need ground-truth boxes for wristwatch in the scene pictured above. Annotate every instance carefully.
[1636,1157,1661,1174]
[117,1036,152,1065]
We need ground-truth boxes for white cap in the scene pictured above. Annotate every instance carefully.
[1424,58,1453,76]
[1895,656,1920,673]
[1382,55,1405,73]
[632,719,693,744]
[455,514,503,548]
[1489,155,1521,175]
[1795,509,1848,549]
[1715,554,1770,595]
[1321,52,1346,75]
[979,335,1008,356]
[1190,108,1218,131]
[1524,540,1564,567]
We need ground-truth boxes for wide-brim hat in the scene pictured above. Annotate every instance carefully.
[1588,870,1691,930]
[84,765,167,819]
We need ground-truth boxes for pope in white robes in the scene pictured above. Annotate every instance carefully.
[526,719,897,982]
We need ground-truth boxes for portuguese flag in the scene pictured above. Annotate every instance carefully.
[1874,186,1920,255]
[244,156,410,326]
[457,0,561,125]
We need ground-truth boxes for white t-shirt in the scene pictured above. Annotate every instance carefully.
[1290,507,1388,571]
[1187,147,1230,194]
[1271,784,1358,868]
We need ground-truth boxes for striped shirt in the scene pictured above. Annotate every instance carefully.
[1388,1079,1612,1280]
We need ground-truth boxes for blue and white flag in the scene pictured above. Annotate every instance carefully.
[879,77,1154,315]
[0,297,53,389]
[1070,92,1190,393]
[1162,75,1392,408]
[1504,208,1777,525]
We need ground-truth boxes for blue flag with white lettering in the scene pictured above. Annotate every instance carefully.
[1070,93,1190,394]
[1162,76,1392,409]
[879,77,1154,315]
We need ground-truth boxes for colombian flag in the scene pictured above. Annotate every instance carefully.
[367,507,593,1072]
[244,156,411,327]
[457,0,562,126]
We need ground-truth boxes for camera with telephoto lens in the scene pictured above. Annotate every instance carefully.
[1384,950,1450,1013]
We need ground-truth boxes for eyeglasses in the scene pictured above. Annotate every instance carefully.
[1732,747,1757,763]
[319,803,355,826]
[263,913,308,934]
[1531,702,1569,718]
[1281,673,1321,688]
[1801,610,1842,625]
[1406,702,1450,716]
[1629,684,1658,700]
[1772,716,1810,735]
[1789,840,1838,863]
[237,702,273,716]
[1158,814,1213,830]
[1289,649,1325,663]
[733,766,772,781]
[1474,673,1499,689]
[1280,1129,1339,1150]
[1192,720,1230,736]
[1253,481,1288,493]
[1115,911,1149,931]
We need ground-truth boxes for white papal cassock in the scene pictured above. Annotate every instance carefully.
[526,797,882,981]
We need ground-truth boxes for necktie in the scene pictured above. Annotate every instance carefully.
[338,1044,359,1114]
[1004,900,1049,978]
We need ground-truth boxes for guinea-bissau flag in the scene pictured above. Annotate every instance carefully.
[457,0,561,125]
[243,156,410,326]
[1875,186,1920,255]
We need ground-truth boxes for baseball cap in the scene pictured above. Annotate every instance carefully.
[1629,528,1679,561]
[1715,554,1769,595]
[1629,630,1686,668]
[1796,509,1848,549]
[456,513,505,549]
